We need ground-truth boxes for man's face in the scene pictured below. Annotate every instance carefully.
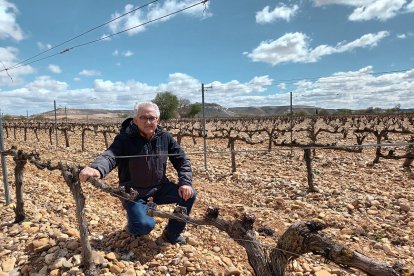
[133,106,159,139]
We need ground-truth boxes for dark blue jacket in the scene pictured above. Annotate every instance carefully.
[91,118,192,197]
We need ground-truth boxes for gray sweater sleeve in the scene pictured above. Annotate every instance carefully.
[167,133,192,186]
[90,134,123,178]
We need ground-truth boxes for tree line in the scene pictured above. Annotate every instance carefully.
[147,91,202,120]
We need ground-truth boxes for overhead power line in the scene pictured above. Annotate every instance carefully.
[1,0,208,73]
[3,0,160,72]
[70,0,208,50]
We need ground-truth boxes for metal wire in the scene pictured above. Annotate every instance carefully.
[2,140,414,165]
[89,141,414,159]
[3,0,208,72]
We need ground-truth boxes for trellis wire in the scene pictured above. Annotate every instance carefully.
[1,141,413,166]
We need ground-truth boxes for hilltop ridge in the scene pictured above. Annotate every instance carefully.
[37,103,324,120]
[32,103,413,121]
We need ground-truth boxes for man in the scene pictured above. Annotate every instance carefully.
[79,102,196,244]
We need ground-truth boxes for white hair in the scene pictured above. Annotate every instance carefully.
[133,102,160,118]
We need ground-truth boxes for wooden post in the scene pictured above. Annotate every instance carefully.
[403,143,413,169]
[103,132,108,148]
[63,129,70,148]
[290,91,293,156]
[49,127,53,145]
[201,83,207,171]
[230,139,236,173]
[54,100,58,147]
[13,150,27,222]
[81,129,88,151]
[304,148,318,192]
[373,133,382,164]
[0,113,10,205]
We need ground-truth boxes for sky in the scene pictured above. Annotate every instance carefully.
[0,0,414,116]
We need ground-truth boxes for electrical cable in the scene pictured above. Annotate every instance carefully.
[70,1,208,51]
[1,0,160,72]
[1,0,208,72]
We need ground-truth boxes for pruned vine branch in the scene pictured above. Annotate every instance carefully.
[147,203,403,276]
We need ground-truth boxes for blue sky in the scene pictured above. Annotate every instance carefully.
[1,0,414,115]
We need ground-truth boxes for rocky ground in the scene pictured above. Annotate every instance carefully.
[1,131,414,276]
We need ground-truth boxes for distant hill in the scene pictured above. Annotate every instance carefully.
[37,108,133,121]
[196,103,339,117]
[32,104,413,121]
[227,105,322,117]
[36,104,324,120]
[39,108,132,117]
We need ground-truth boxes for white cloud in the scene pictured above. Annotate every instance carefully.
[247,75,273,92]
[48,64,62,74]
[113,49,134,57]
[256,4,299,23]
[93,73,274,107]
[206,75,274,101]
[112,49,134,57]
[79,70,101,77]
[108,4,143,35]
[278,83,287,90]
[164,72,199,87]
[407,0,414,11]
[0,46,34,85]
[1,68,414,115]
[290,66,414,109]
[94,79,126,92]
[349,0,406,21]
[123,50,134,57]
[336,31,389,50]
[313,0,413,21]
[396,32,414,39]
[108,0,210,36]
[0,84,98,115]
[246,32,310,66]
[26,76,68,92]
[246,31,389,66]
[0,0,24,41]
[37,42,52,50]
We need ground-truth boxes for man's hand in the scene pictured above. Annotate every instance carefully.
[178,185,193,201]
[79,166,101,182]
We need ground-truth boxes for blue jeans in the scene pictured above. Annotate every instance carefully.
[124,181,197,241]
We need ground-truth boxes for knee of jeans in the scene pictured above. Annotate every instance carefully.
[129,219,155,236]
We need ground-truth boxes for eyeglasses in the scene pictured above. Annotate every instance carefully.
[138,115,158,123]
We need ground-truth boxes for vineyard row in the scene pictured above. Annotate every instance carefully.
[3,114,414,169]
